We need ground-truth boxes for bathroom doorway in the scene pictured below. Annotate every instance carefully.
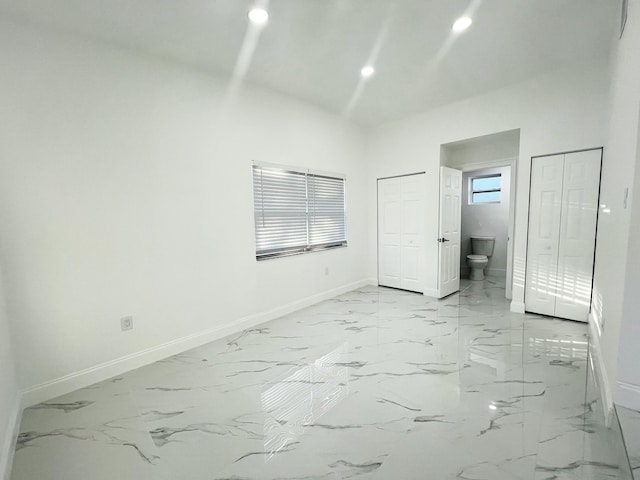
[440,129,519,299]
[460,165,512,285]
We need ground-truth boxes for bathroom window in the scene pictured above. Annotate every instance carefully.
[252,162,347,260]
[470,174,501,204]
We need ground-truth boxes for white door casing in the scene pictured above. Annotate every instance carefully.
[505,160,517,300]
[437,167,462,298]
[525,149,601,322]
[377,174,426,293]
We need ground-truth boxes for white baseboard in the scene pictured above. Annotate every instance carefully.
[1,394,22,480]
[510,301,525,313]
[21,278,372,408]
[616,381,640,412]
[486,268,506,277]
[588,312,614,425]
[423,288,439,298]
[460,268,506,278]
[365,277,378,287]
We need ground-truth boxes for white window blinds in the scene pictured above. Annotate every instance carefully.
[308,174,346,248]
[252,164,347,259]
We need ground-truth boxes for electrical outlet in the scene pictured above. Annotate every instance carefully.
[121,316,134,331]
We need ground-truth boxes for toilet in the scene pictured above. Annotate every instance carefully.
[466,236,495,281]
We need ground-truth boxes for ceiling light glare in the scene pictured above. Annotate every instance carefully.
[360,65,375,78]
[452,16,472,32]
[248,8,269,24]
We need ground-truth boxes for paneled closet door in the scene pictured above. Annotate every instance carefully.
[400,174,426,293]
[377,174,426,293]
[525,155,565,317]
[378,177,402,289]
[554,150,601,321]
[525,149,601,322]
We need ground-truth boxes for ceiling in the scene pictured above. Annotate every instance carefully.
[0,0,620,126]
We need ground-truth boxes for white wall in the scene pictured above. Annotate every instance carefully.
[596,0,640,410]
[0,265,19,480]
[0,19,368,402]
[441,130,520,170]
[460,166,511,278]
[616,110,640,409]
[366,60,609,303]
[1,5,634,421]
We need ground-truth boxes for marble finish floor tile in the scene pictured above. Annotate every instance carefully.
[10,279,630,479]
[618,406,640,478]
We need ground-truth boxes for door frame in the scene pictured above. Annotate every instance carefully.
[458,157,518,300]
[376,171,426,292]
[523,147,604,316]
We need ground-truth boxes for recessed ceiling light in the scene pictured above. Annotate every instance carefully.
[360,65,375,78]
[452,16,472,32]
[248,8,269,24]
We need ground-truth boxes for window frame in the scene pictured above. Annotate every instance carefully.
[252,162,347,261]
[469,173,502,205]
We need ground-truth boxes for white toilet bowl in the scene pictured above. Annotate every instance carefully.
[466,254,489,281]
[466,236,495,281]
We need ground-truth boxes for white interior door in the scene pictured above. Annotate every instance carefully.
[378,177,402,289]
[437,167,462,298]
[377,174,425,293]
[525,149,601,322]
[554,150,601,321]
[525,155,564,317]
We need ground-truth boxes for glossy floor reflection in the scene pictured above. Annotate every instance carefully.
[618,406,640,478]
[11,279,631,479]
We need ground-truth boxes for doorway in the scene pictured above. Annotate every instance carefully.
[460,165,512,284]
[440,129,520,299]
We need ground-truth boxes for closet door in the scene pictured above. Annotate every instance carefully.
[378,174,425,293]
[378,178,402,289]
[525,155,565,317]
[554,150,601,321]
[525,149,601,322]
[400,174,426,293]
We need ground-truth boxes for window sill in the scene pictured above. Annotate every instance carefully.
[256,243,347,261]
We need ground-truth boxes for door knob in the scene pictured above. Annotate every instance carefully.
[438,237,450,243]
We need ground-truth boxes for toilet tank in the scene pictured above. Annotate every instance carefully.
[470,236,495,256]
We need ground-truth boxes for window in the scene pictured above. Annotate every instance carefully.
[252,163,347,260]
[470,174,501,204]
